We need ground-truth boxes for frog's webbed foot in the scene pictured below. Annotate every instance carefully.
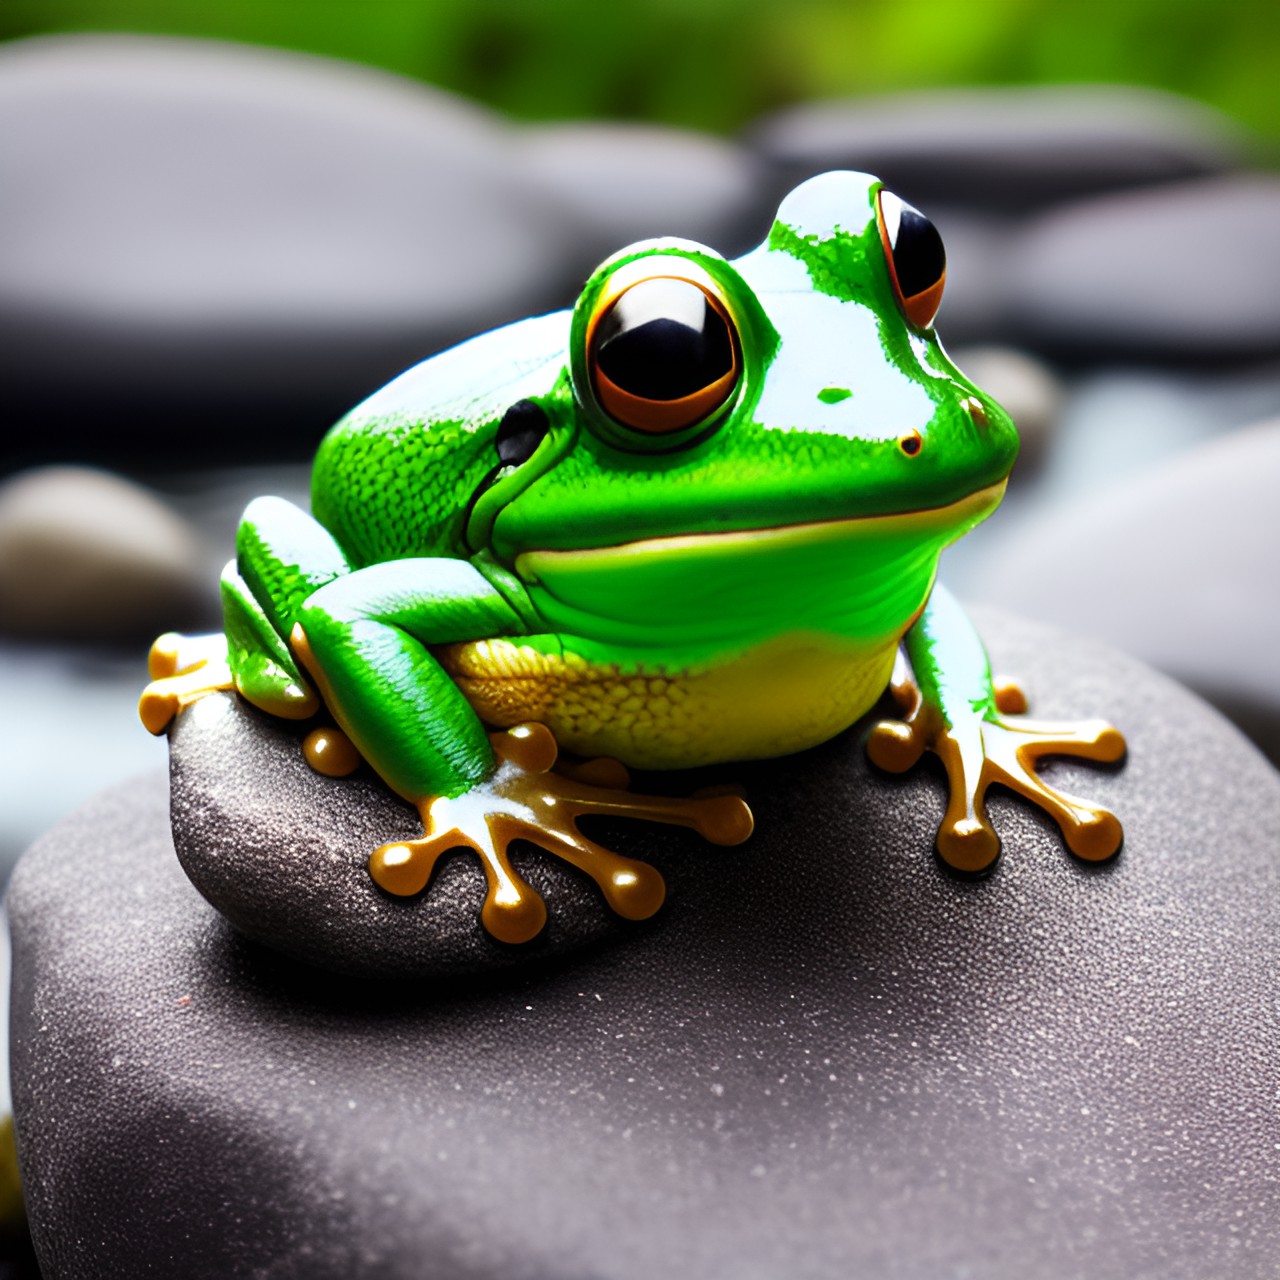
[868,661,1126,874]
[368,722,754,944]
[139,632,235,734]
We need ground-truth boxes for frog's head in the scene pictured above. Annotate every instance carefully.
[471,171,1019,651]
[455,172,1013,650]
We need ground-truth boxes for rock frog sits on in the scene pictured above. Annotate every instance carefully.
[141,171,1125,944]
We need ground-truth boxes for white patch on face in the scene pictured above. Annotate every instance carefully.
[746,250,937,441]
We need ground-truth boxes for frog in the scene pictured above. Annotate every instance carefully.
[140,170,1125,946]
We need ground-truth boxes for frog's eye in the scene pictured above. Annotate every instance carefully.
[877,190,946,329]
[586,268,740,436]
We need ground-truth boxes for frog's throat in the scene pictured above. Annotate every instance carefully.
[514,479,1006,580]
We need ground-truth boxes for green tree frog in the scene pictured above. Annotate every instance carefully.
[141,171,1124,945]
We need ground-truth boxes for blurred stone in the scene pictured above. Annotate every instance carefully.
[0,467,212,642]
[1031,366,1280,505]
[750,85,1249,212]
[920,207,1011,341]
[973,419,1280,761]
[1004,176,1280,359]
[11,612,1280,1278]
[519,121,767,264]
[0,34,578,466]
[950,345,1064,471]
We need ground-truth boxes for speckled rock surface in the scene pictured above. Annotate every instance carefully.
[9,611,1280,1279]
[166,690,682,977]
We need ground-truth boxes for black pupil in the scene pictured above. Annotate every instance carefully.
[495,399,548,466]
[889,202,945,300]
[595,278,733,402]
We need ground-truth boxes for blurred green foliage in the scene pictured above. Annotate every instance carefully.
[2,0,1277,138]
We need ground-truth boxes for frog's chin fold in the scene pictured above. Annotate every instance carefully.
[510,477,1007,635]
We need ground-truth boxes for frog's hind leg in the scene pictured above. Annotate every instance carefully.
[868,585,1125,873]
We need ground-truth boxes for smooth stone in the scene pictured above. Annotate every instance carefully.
[1024,365,1280,507]
[0,35,577,463]
[911,206,1011,341]
[749,85,1248,211]
[938,362,1280,625]
[1004,176,1280,359]
[10,612,1280,1278]
[518,121,767,263]
[949,345,1064,471]
[972,419,1280,763]
[0,467,213,642]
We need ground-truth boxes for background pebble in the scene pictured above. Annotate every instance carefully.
[0,467,212,641]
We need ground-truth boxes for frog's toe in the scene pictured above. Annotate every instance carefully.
[1002,714,1127,766]
[977,715,1126,864]
[1063,807,1124,862]
[302,727,362,778]
[555,755,632,790]
[368,722,753,943]
[506,822,667,921]
[139,632,233,734]
[370,805,549,945]
[867,715,927,774]
[935,813,1002,875]
[992,677,1029,716]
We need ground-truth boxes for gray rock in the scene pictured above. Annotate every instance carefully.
[1027,365,1280,507]
[750,84,1250,211]
[973,419,1280,760]
[1004,176,1280,359]
[167,691,661,977]
[518,121,767,263]
[0,467,212,641]
[10,612,1280,1279]
[0,34,578,461]
[915,206,1013,341]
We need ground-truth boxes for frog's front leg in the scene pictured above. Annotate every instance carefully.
[140,496,354,733]
[293,563,753,943]
[867,585,1125,873]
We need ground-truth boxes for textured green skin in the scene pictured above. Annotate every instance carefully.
[226,171,1018,804]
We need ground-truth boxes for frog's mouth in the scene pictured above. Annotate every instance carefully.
[512,479,1005,652]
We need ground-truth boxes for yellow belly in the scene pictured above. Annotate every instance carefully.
[436,633,898,769]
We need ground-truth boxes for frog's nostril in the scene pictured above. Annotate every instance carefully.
[898,429,922,457]
[961,395,989,428]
